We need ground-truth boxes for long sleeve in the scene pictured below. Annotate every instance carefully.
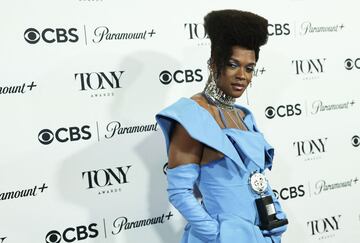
[167,164,219,242]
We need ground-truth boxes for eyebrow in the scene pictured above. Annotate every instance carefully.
[229,57,256,66]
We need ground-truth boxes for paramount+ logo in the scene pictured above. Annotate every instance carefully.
[24,28,79,44]
[45,224,98,243]
[38,125,91,145]
[159,69,203,85]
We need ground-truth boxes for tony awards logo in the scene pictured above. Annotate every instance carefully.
[249,172,288,230]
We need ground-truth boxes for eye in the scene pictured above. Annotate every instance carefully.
[227,61,239,69]
[246,66,255,73]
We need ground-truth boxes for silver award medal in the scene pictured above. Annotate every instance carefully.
[250,172,268,194]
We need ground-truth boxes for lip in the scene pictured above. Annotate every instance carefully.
[231,83,246,91]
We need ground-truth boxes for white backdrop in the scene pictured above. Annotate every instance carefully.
[1,0,360,243]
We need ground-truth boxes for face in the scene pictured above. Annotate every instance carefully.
[215,46,256,98]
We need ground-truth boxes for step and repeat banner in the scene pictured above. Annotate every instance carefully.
[1,0,359,242]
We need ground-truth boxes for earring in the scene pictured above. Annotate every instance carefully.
[245,88,250,105]
[246,81,252,105]
[209,68,217,84]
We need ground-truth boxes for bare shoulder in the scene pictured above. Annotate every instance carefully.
[190,93,212,112]
[167,95,205,168]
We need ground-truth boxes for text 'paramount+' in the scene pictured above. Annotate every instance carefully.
[105,121,158,138]
[112,212,174,235]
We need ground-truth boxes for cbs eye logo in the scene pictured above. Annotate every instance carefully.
[352,135,360,147]
[38,129,54,145]
[163,162,168,175]
[265,104,302,119]
[24,28,41,44]
[273,185,305,200]
[38,126,91,145]
[45,224,98,243]
[344,58,360,70]
[159,69,203,85]
[159,71,172,85]
[46,231,61,243]
[24,27,79,44]
[265,106,276,119]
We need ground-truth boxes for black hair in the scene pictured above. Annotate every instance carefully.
[204,9,268,76]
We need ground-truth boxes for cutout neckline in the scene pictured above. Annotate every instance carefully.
[184,97,252,133]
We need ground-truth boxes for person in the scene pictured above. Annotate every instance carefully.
[156,9,288,243]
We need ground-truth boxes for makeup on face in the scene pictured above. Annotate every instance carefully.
[217,46,256,98]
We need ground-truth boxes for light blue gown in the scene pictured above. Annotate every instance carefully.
[156,98,287,243]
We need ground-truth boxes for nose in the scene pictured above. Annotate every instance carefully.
[236,67,246,80]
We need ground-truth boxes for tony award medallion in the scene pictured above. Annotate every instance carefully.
[249,172,288,230]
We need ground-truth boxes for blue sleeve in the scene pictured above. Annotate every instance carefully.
[167,164,219,242]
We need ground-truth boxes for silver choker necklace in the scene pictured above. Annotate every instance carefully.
[202,77,236,110]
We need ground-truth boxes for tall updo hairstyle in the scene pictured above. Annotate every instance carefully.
[204,9,269,78]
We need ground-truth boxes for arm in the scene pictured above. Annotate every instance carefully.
[168,122,203,169]
[166,122,219,242]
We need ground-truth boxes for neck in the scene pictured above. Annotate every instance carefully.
[202,77,236,110]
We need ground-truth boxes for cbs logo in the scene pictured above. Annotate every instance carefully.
[268,23,291,36]
[344,58,360,70]
[24,28,79,44]
[45,224,98,243]
[159,69,203,85]
[163,162,168,175]
[38,126,91,145]
[352,135,360,147]
[273,185,305,200]
[265,104,302,119]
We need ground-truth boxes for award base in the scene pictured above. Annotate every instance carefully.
[255,195,289,231]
